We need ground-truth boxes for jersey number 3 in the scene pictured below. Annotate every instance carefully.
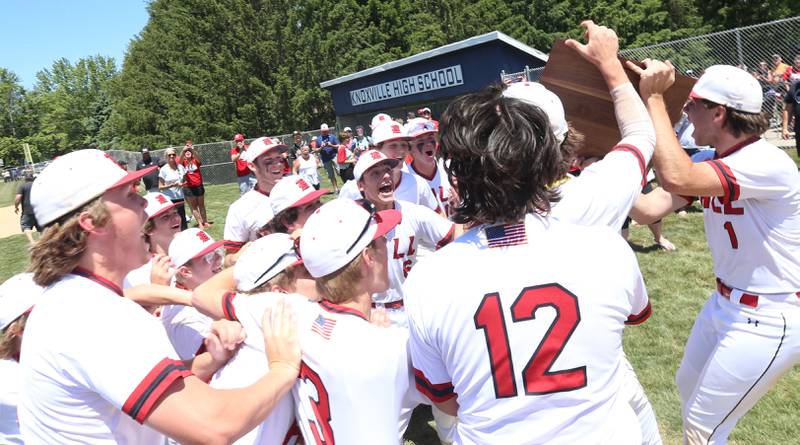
[474,284,587,398]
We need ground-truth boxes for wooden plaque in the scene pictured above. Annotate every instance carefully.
[539,40,696,157]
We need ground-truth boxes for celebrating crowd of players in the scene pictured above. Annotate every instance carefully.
[1,20,799,445]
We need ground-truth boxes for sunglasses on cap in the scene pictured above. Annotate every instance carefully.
[201,248,224,267]
[346,199,377,254]
[253,238,303,287]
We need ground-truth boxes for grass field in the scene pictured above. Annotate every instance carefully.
[1,157,799,444]
[0,180,20,208]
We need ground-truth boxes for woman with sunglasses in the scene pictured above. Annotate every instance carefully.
[181,144,210,229]
[158,147,188,230]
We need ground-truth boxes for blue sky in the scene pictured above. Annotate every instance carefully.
[0,0,150,88]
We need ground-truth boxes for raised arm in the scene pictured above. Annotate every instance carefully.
[192,267,237,320]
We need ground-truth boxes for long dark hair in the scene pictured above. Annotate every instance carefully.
[439,83,566,225]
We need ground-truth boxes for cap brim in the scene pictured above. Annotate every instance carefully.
[290,188,331,209]
[148,200,179,220]
[410,129,438,138]
[688,90,705,100]
[357,158,400,180]
[377,135,410,144]
[110,166,157,190]
[372,209,402,240]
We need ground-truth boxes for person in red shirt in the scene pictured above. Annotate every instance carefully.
[230,133,256,195]
[181,143,210,228]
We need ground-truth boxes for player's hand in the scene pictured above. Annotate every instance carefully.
[565,21,620,69]
[262,298,301,377]
[625,59,676,99]
[150,254,176,286]
[13,207,19,214]
[782,128,791,140]
[205,319,246,364]
[369,306,391,328]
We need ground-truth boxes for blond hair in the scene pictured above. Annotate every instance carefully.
[28,197,110,287]
[248,264,303,294]
[314,240,378,304]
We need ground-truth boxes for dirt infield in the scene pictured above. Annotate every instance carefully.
[0,205,22,239]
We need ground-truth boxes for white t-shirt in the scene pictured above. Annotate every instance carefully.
[161,303,212,360]
[158,164,186,201]
[688,138,800,293]
[296,155,320,186]
[338,170,440,212]
[408,159,454,218]
[405,214,650,445]
[0,360,23,444]
[223,188,274,253]
[374,200,454,309]
[122,258,153,289]
[19,270,190,444]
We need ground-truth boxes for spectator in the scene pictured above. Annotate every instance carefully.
[336,131,356,182]
[14,174,39,245]
[783,54,800,86]
[772,54,790,79]
[231,133,256,195]
[343,126,354,143]
[181,144,210,228]
[288,131,306,165]
[352,125,372,157]
[293,145,321,190]
[158,147,188,230]
[783,78,800,158]
[136,148,160,192]
[405,111,416,122]
[313,123,339,192]
[417,106,439,129]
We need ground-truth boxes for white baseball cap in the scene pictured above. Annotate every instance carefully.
[31,149,157,227]
[320,123,330,131]
[370,113,392,130]
[503,82,568,143]
[168,228,224,268]
[244,137,288,163]
[354,150,400,181]
[372,122,408,145]
[234,233,302,291]
[300,199,401,278]
[689,65,762,113]
[0,273,44,330]
[343,126,352,132]
[144,192,177,219]
[270,175,331,215]
[405,117,437,138]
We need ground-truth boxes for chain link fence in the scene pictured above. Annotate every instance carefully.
[107,128,334,183]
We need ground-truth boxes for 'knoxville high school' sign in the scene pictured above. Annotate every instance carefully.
[349,65,464,106]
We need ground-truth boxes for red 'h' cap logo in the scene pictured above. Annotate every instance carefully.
[296,178,310,191]
[155,194,168,204]
[390,124,401,134]
[196,231,210,242]
[370,151,382,160]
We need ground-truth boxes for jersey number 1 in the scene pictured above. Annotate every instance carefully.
[474,284,587,398]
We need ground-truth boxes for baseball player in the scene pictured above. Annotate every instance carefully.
[223,137,288,265]
[195,200,411,444]
[339,122,441,212]
[406,117,456,218]
[404,29,653,444]
[499,22,662,444]
[124,191,182,289]
[161,228,226,360]
[259,174,330,237]
[19,149,302,444]
[626,60,800,444]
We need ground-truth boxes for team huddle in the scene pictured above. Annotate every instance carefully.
[1,20,799,445]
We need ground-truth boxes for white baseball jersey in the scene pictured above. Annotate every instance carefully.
[0,360,23,445]
[338,170,440,212]
[405,214,650,445]
[19,269,190,444]
[215,292,410,445]
[687,137,800,293]
[374,200,454,309]
[408,159,454,217]
[161,300,212,360]
[211,291,303,445]
[552,139,652,230]
[223,187,274,253]
[122,258,153,288]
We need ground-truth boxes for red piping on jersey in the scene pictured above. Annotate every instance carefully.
[436,225,456,250]
[625,302,652,325]
[706,160,740,204]
[409,161,436,181]
[413,368,456,403]
[715,136,760,159]
[612,144,646,187]
[72,267,124,297]
[223,240,246,253]
[175,282,189,291]
[122,358,192,423]
[319,300,368,321]
[221,291,238,321]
